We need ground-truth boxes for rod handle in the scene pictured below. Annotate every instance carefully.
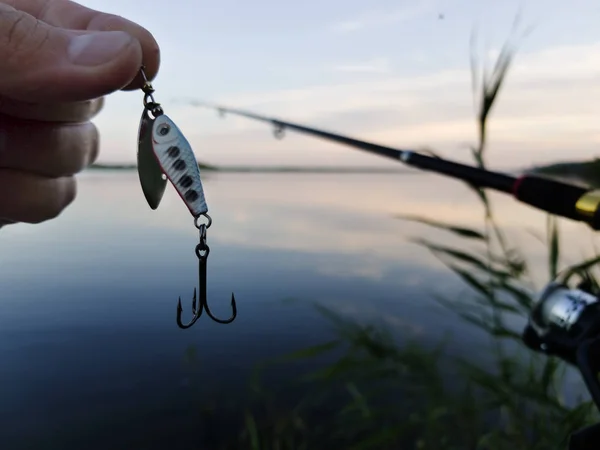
[512,175,600,230]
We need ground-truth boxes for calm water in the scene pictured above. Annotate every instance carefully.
[0,171,591,449]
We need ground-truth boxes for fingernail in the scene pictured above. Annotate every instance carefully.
[68,31,133,66]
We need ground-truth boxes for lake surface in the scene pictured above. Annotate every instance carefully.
[0,170,593,449]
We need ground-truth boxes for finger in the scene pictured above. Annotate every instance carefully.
[0,115,99,177]
[3,0,160,90]
[0,170,76,223]
[0,217,16,227]
[0,3,143,103]
[0,96,104,122]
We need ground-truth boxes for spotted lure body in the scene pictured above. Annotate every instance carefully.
[136,67,237,329]
[151,115,208,216]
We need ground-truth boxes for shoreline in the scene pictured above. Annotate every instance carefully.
[88,164,412,174]
[89,158,599,178]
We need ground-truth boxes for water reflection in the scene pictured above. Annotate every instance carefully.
[0,170,595,448]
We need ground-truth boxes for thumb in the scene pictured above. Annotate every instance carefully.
[0,4,143,103]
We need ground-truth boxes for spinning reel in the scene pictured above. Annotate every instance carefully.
[523,273,600,450]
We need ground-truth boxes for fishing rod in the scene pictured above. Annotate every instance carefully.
[192,100,600,232]
[194,101,600,449]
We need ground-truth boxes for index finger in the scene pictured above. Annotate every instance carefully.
[4,0,160,90]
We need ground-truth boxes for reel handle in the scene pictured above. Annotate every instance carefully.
[576,336,600,413]
[568,423,600,450]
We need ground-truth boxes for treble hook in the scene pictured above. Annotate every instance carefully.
[176,217,237,329]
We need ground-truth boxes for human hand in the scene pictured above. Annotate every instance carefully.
[0,0,160,226]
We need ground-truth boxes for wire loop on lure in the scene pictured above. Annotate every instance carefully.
[176,215,237,329]
[140,67,164,118]
[194,213,213,230]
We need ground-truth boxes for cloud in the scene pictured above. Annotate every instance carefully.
[173,41,600,169]
[328,0,436,33]
[328,57,391,74]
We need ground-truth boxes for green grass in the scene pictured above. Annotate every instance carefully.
[183,22,600,450]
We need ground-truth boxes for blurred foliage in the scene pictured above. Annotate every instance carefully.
[184,21,600,450]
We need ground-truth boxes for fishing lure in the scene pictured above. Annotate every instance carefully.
[136,67,237,329]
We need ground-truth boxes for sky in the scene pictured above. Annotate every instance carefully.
[81,0,600,169]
